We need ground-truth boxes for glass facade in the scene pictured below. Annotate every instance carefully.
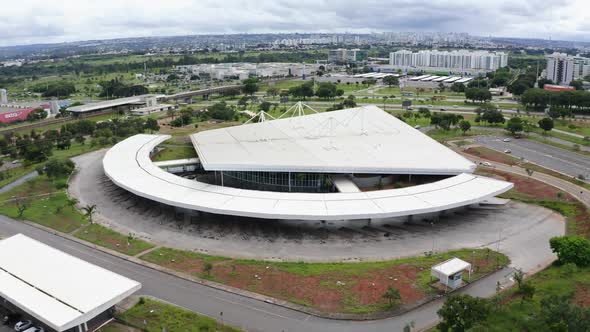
[219,171,335,193]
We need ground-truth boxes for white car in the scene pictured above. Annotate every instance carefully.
[503,138,511,142]
[14,320,32,331]
[23,327,44,332]
[504,149,512,154]
[482,162,492,167]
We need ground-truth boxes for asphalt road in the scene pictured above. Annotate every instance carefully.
[476,135,590,180]
[0,202,563,332]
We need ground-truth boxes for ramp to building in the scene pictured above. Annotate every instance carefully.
[332,175,361,193]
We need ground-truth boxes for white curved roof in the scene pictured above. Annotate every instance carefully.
[0,234,140,332]
[103,134,513,221]
[190,106,476,175]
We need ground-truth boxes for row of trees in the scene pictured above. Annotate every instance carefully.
[31,81,76,98]
[520,88,590,114]
[99,79,149,98]
[0,50,325,79]
[286,81,346,100]
[0,117,159,164]
[465,88,492,103]
[168,102,239,127]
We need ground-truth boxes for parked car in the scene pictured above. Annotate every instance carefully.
[503,138,511,142]
[23,327,44,332]
[414,125,421,129]
[14,320,32,331]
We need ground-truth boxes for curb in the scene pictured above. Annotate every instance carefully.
[16,216,512,321]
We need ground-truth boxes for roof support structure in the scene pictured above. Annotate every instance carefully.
[278,101,318,119]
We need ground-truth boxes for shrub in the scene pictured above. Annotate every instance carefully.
[549,236,590,266]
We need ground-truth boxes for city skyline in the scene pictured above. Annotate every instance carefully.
[0,0,589,47]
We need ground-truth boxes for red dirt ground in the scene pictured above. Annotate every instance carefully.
[574,284,590,307]
[147,253,500,313]
[481,169,568,200]
[479,169,590,236]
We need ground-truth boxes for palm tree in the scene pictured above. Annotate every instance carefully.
[382,285,401,306]
[382,96,388,111]
[82,204,97,224]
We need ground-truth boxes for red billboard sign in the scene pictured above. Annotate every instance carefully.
[0,108,35,123]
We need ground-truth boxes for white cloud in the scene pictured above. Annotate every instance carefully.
[0,0,588,46]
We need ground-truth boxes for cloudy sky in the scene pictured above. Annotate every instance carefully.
[0,0,589,46]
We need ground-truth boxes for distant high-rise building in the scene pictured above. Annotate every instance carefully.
[0,89,7,104]
[546,53,575,85]
[389,50,508,72]
[328,49,367,64]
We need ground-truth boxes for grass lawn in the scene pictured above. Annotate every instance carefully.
[0,175,85,233]
[464,146,521,165]
[427,128,489,142]
[480,264,590,331]
[476,168,590,236]
[116,298,241,332]
[0,164,37,188]
[152,144,197,162]
[141,247,508,314]
[75,224,154,256]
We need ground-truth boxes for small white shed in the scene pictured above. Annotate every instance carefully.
[431,258,472,290]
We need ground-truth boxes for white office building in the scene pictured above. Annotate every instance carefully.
[546,53,576,85]
[389,50,508,73]
[545,52,590,85]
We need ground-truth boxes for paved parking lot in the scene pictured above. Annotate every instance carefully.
[0,323,15,332]
[71,150,565,270]
[476,135,590,180]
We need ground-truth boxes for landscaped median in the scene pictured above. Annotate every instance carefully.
[139,247,508,315]
[107,297,241,332]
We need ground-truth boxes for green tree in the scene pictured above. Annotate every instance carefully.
[548,107,562,120]
[549,236,590,266]
[459,120,471,135]
[418,108,431,118]
[44,159,75,178]
[450,83,465,93]
[570,80,584,90]
[82,204,97,224]
[342,95,357,108]
[382,286,401,306]
[537,78,553,89]
[203,262,213,276]
[241,78,259,96]
[519,282,535,303]
[479,106,505,125]
[383,75,399,87]
[537,117,554,134]
[144,118,160,133]
[259,101,272,112]
[539,295,590,331]
[437,294,490,332]
[506,117,524,136]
